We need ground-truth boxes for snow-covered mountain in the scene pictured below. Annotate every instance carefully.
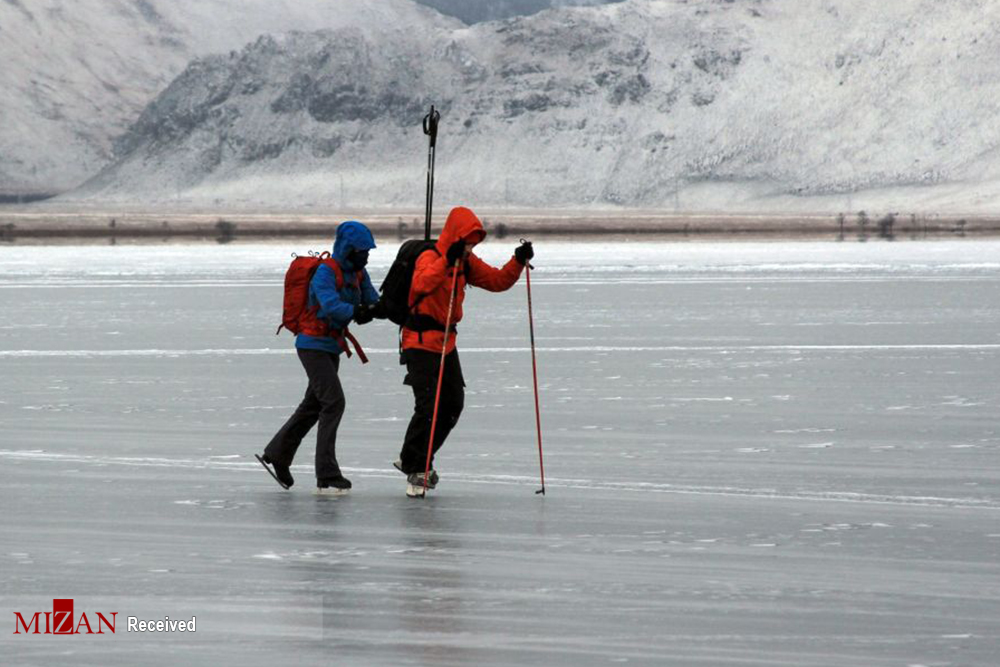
[414,0,622,24]
[63,1,1000,212]
[0,0,457,197]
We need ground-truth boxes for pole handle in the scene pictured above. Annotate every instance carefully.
[423,106,440,148]
[519,237,535,270]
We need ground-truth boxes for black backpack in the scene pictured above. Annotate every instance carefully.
[378,239,440,325]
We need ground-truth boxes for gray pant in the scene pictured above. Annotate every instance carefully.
[264,349,346,482]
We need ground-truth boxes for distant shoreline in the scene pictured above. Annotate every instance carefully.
[2,210,999,243]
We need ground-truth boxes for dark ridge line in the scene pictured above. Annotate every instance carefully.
[4,214,1000,242]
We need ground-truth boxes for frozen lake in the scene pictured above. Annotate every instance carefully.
[2,239,1000,666]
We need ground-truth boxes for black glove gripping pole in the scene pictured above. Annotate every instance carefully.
[423,105,440,241]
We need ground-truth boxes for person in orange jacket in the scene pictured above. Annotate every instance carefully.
[394,206,533,495]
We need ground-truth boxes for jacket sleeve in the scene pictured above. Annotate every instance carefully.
[312,264,354,327]
[411,249,449,297]
[466,253,523,292]
[361,270,379,305]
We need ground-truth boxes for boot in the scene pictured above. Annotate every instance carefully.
[395,459,438,488]
[315,475,352,497]
[256,454,294,489]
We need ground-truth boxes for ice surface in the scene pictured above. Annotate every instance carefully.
[2,239,1000,665]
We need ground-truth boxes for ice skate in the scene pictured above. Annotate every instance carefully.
[395,459,438,488]
[314,475,352,497]
[406,472,435,498]
[255,453,294,489]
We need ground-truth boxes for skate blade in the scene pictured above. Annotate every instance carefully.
[314,487,350,497]
[405,484,426,498]
[255,454,290,490]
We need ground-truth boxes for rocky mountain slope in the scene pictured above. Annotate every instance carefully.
[414,0,621,24]
[0,0,456,197]
[69,0,1000,212]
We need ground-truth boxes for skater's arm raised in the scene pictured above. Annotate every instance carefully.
[465,253,523,292]
[311,264,355,328]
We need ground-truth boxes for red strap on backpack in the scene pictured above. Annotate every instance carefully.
[323,261,369,363]
[324,259,364,293]
[335,327,369,364]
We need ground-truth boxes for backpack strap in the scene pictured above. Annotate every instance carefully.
[323,258,346,289]
[325,325,368,364]
[404,313,457,334]
[320,259,368,363]
[404,245,442,321]
[342,328,369,364]
[325,259,367,294]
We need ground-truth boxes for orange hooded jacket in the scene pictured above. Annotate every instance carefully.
[402,206,524,355]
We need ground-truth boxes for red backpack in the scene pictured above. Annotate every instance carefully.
[275,251,368,362]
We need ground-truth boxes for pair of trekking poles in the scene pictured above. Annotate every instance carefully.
[420,106,546,496]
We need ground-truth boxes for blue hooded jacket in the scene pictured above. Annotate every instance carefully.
[296,220,380,353]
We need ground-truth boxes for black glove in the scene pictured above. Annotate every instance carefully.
[514,240,534,265]
[353,303,377,325]
[446,239,466,265]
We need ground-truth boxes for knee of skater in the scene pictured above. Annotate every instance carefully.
[321,396,346,416]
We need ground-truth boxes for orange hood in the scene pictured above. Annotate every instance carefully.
[435,206,487,257]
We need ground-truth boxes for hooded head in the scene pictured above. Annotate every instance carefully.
[333,220,376,271]
[436,206,487,256]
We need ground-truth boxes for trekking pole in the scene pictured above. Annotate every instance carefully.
[422,257,461,496]
[523,245,546,495]
[422,105,440,241]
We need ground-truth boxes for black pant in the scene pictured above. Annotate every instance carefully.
[265,349,346,483]
[398,349,465,474]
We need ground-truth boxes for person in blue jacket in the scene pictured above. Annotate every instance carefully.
[257,221,383,495]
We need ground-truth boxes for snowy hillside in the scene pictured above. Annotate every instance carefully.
[68,0,1000,213]
[0,0,457,197]
[414,0,622,24]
